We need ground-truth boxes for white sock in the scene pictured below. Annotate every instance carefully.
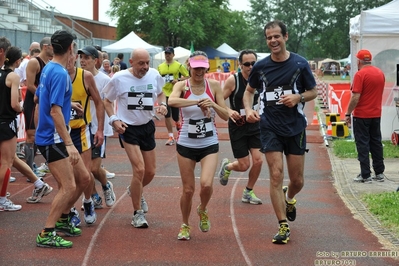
[34,179,44,189]
[83,198,93,203]
[168,133,174,138]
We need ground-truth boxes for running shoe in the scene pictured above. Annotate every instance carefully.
[26,183,53,203]
[36,231,73,248]
[0,199,22,211]
[9,176,16,183]
[218,158,231,186]
[36,163,50,173]
[241,189,262,204]
[131,210,148,228]
[353,174,372,183]
[104,181,116,207]
[83,201,97,225]
[92,194,103,209]
[34,169,46,178]
[55,218,82,236]
[197,205,210,232]
[372,173,386,182]
[127,185,148,212]
[272,223,290,244]
[283,186,297,221]
[69,207,81,227]
[177,224,191,240]
[102,165,115,179]
[165,137,175,146]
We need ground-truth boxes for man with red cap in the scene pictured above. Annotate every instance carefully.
[345,49,386,183]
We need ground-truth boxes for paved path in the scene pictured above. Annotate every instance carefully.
[1,101,399,265]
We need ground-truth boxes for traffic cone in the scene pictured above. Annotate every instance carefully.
[311,112,319,125]
[326,121,332,136]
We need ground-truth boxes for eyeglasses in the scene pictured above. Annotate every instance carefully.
[242,61,256,67]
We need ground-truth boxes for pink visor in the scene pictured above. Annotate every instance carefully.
[189,55,209,68]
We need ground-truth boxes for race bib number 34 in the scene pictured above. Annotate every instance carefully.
[127,92,154,110]
[265,85,292,106]
[188,117,213,138]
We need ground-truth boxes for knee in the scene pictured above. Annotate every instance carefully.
[291,178,304,190]
[252,157,263,168]
[182,186,194,199]
[200,183,212,194]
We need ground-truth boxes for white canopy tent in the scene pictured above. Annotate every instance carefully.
[152,46,191,69]
[216,43,238,57]
[349,0,399,139]
[102,31,162,54]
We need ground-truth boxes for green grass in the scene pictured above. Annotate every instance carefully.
[331,139,399,158]
[331,139,399,239]
[362,192,399,237]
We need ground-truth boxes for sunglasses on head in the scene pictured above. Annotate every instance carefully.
[242,61,256,67]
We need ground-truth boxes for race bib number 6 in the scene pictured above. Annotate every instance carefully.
[127,92,154,110]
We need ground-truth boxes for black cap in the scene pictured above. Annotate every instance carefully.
[51,30,76,53]
[78,45,99,59]
[164,46,174,53]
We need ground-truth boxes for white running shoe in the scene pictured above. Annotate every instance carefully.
[27,183,53,203]
[104,181,116,207]
[83,201,97,224]
[0,199,22,211]
[131,210,148,228]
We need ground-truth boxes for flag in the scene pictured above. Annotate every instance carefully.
[190,41,194,54]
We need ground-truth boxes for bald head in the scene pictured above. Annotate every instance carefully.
[130,48,150,78]
[30,41,40,51]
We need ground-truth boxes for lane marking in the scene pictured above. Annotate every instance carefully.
[82,191,128,266]
[230,178,252,266]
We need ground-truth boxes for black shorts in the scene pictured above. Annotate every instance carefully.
[0,119,17,141]
[23,92,36,130]
[260,129,306,155]
[165,97,180,121]
[119,120,156,151]
[176,143,219,162]
[228,120,261,158]
[37,143,69,163]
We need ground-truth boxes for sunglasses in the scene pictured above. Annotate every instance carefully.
[242,61,256,67]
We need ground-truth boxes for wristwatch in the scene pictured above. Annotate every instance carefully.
[300,94,305,103]
[160,102,167,107]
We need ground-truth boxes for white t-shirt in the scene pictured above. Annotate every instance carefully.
[14,57,29,83]
[91,71,113,136]
[103,68,165,125]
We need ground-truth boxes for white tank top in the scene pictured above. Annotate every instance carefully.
[176,79,219,148]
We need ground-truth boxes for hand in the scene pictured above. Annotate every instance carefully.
[93,131,104,147]
[245,109,260,123]
[156,105,168,116]
[112,120,128,134]
[279,94,300,108]
[66,145,80,166]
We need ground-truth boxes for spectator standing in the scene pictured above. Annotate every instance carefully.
[345,49,386,183]
[222,59,231,73]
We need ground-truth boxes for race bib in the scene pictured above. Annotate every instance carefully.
[127,92,154,110]
[162,74,173,83]
[188,117,213,138]
[265,85,292,106]
[70,101,82,120]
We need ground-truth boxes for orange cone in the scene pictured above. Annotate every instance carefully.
[326,122,332,136]
[311,112,319,125]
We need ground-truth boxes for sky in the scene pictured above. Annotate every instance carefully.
[43,0,250,27]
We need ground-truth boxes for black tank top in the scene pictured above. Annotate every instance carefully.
[0,68,17,121]
[24,56,46,105]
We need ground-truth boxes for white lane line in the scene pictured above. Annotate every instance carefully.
[230,178,252,266]
[81,191,128,266]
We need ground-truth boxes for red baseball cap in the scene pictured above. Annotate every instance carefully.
[356,49,372,61]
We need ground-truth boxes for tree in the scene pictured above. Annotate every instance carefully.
[107,0,249,51]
